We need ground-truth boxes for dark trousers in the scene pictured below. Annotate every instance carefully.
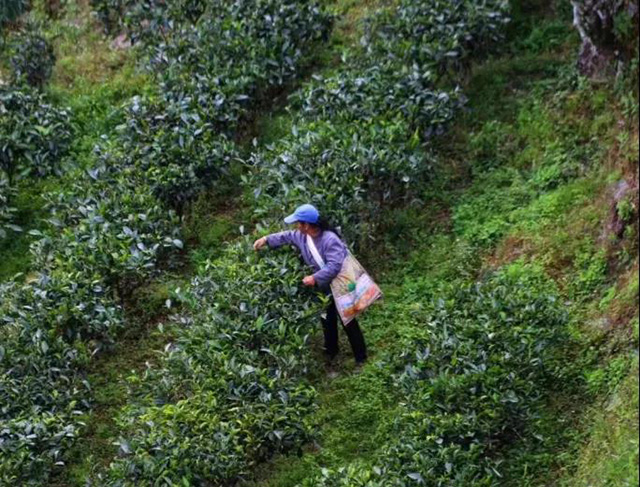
[321,299,367,363]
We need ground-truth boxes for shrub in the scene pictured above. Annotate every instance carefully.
[106,0,331,212]
[104,238,320,485]
[114,97,239,214]
[90,0,131,34]
[35,162,183,297]
[247,0,510,249]
[0,86,73,183]
[0,177,21,238]
[305,264,568,486]
[0,279,99,485]
[0,1,331,482]
[0,0,27,30]
[9,26,56,89]
[246,119,429,247]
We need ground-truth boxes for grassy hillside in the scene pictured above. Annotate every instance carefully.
[1,0,637,486]
[240,4,639,487]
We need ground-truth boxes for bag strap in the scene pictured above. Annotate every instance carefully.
[306,235,325,268]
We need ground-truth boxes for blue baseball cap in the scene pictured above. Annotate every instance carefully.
[284,204,319,224]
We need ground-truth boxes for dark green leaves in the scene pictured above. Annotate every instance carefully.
[245,0,510,249]
[8,24,56,89]
[0,86,73,184]
[104,239,320,485]
[307,264,567,486]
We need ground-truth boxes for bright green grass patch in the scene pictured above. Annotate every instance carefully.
[49,63,153,164]
[48,318,180,487]
[567,361,639,487]
[33,0,155,166]
[0,177,65,281]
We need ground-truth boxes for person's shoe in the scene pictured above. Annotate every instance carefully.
[353,359,367,373]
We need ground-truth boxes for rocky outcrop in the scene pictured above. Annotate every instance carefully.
[572,0,639,78]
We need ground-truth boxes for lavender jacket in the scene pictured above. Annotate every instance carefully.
[266,230,347,289]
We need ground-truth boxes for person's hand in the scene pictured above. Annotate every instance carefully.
[253,237,267,251]
[302,275,316,287]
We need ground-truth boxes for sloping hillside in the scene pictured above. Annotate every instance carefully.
[0,1,637,486]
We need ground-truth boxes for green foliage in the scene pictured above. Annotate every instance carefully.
[0,177,20,238]
[246,0,510,247]
[115,98,239,213]
[0,177,56,280]
[569,362,639,487]
[0,276,108,485]
[571,246,608,299]
[103,238,321,485]
[304,264,568,486]
[89,0,130,34]
[291,65,464,130]
[0,86,73,183]
[515,19,574,54]
[0,0,332,482]
[8,26,56,89]
[468,120,519,173]
[617,196,637,222]
[0,0,27,29]
[453,167,536,246]
[247,119,428,245]
[585,354,633,396]
[105,0,332,212]
[36,164,184,296]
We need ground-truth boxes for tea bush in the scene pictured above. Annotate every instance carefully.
[0,0,28,30]
[104,238,321,485]
[9,27,56,89]
[37,162,183,297]
[0,177,20,238]
[303,264,568,486]
[245,0,510,245]
[0,0,331,483]
[114,97,239,213]
[291,65,464,130]
[102,0,331,212]
[0,86,73,183]
[90,0,131,34]
[365,0,510,69]
[101,1,512,484]
[0,277,106,485]
[247,119,429,242]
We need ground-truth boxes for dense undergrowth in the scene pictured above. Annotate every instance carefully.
[0,0,637,486]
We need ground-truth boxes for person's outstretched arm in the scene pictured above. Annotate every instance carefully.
[253,231,301,250]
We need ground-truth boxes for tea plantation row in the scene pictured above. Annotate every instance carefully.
[301,264,568,486]
[99,1,512,485]
[0,1,330,484]
[247,0,510,245]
